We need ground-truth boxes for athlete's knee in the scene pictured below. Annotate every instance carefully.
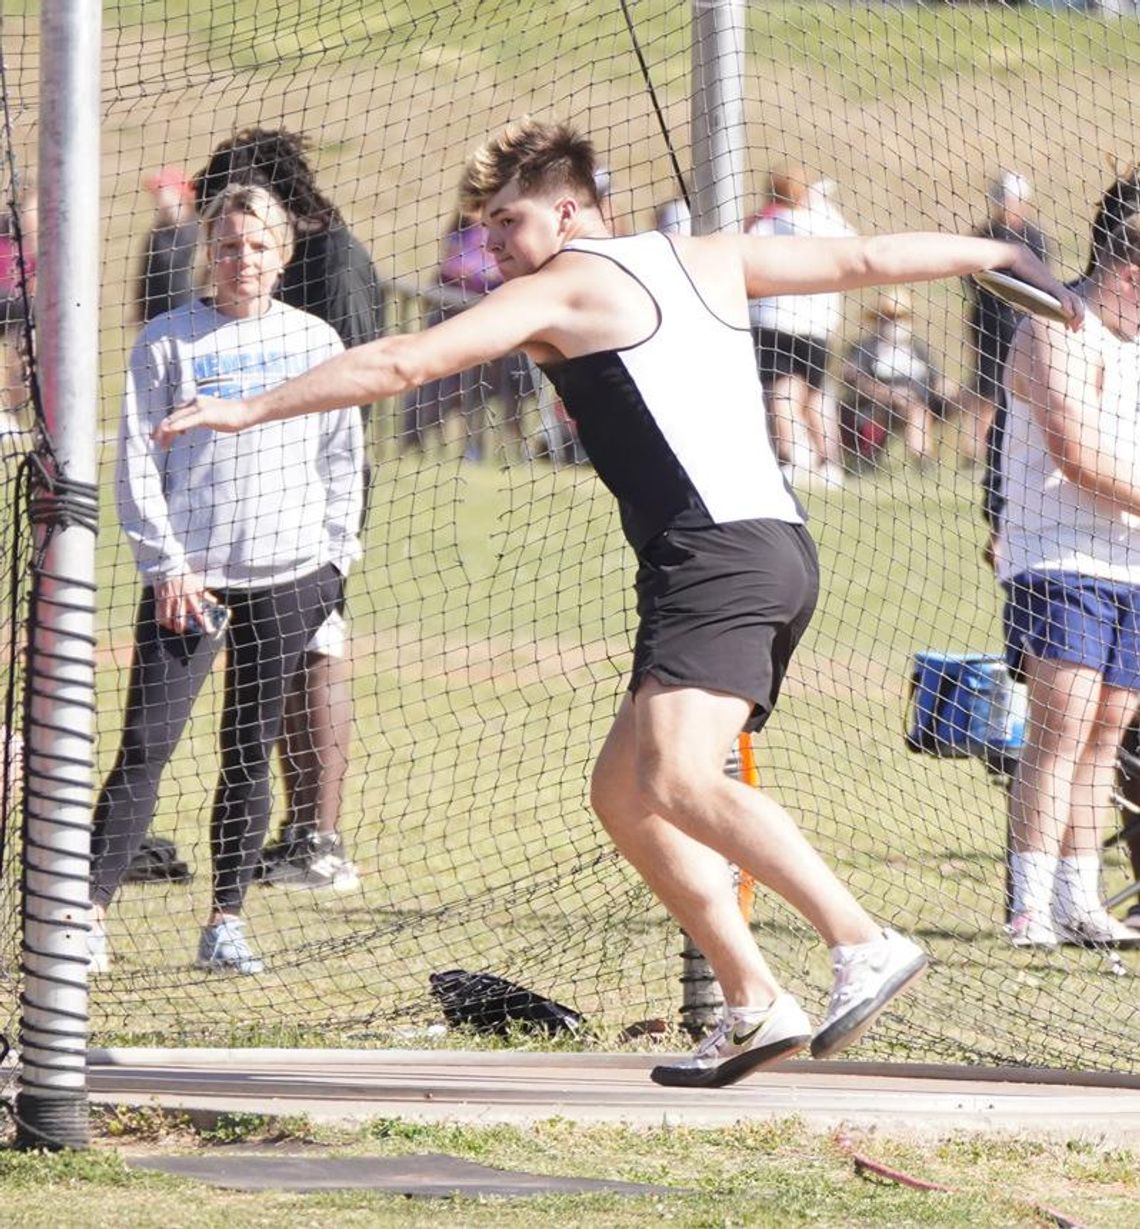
[589,756,637,829]
[634,752,716,823]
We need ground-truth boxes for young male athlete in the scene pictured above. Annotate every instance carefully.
[156,119,1081,1086]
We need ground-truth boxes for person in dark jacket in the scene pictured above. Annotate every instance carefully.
[133,166,201,325]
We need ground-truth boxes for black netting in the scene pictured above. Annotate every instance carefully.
[0,2,1137,1073]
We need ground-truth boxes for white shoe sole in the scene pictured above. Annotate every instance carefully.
[1055,922,1140,950]
[195,957,265,975]
[810,953,928,1060]
[1007,930,1058,951]
[650,1031,811,1089]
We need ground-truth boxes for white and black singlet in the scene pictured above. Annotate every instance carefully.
[539,232,819,730]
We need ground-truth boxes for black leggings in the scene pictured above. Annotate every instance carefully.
[91,565,339,914]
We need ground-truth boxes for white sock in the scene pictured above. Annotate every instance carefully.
[1054,856,1102,921]
[1010,851,1058,918]
[726,1000,776,1019]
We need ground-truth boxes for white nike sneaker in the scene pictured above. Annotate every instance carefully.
[811,928,928,1059]
[650,994,812,1089]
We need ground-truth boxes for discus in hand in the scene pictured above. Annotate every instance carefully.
[972,269,1070,322]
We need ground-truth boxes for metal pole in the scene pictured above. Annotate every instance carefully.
[15,0,101,1150]
[678,0,750,1036]
[690,0,748,236]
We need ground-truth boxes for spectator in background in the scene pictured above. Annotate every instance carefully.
[837,288,955,472]
[747,165,854,488]
[88,184,362,974]
[996,168,1140,951]
[593,165,630,237]
[193,127,384,891]
[1112,720,1140,932]
[133,166,200,325]
[401,211,536,462]
[0,179,37,425]
[654,196,691,237]
[962,171,1051,472]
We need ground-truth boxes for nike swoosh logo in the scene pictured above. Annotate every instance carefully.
[730,1018,767,1047]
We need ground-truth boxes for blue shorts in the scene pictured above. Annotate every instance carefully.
[1004,571,1140,691]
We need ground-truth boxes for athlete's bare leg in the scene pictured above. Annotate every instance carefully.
[590,679,879,1005]
[1063,681,1137,858]
[800,385,831,470]
[280,650,352,842]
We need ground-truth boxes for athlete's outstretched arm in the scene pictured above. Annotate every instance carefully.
[736,232,1082,326]
[153,273,563,443]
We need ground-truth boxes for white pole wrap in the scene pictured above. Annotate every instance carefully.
[15,0,101,1151]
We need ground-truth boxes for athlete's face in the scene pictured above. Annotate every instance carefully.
[210,208,288,316]
[482,179,578,280]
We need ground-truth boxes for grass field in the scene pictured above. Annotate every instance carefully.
[2,2,1139,1075]
[2,1113,1139,1229]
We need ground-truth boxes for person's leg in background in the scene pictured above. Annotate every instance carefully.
[766,371,801,469]
[201,566,338,973]
[1124,812,1140,930]
[1054,679,1140,943]
[1117,718,1140,930]
[898,390,933,469]
[260,610,359,891]
[88,588,219,971]
[1007,653,1100,948]
[754,328,796,468]
[459,361,488,462]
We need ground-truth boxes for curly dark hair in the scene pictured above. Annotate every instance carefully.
[1084,165,1140,276]
[192,127,343,230]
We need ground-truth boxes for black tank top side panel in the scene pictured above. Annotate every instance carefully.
[541,351,714,551]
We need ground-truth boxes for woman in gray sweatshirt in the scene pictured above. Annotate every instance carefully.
[89,184,363,975]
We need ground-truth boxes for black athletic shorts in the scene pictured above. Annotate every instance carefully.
[753,327,830,392]
[630,518,820,733]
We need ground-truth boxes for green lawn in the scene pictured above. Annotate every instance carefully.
[2,1115,1139,1229]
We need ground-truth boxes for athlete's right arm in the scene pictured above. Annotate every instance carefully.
[1013,317,1140,517]
[152,270,569,443]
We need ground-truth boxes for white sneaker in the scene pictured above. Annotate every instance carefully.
[1055,909,1140,949]
[650,994,812,1088]
[305,846,361,893]
[1005,911,1059,951]
[270,833,361,892]
[196,917,264,975]
[87,918,111,975]
[811,928,927,1060]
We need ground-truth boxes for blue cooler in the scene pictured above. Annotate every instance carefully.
[905,651,1026,771]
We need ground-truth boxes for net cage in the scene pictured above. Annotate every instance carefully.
[1,1,1138,1076]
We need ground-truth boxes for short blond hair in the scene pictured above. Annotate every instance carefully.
[202,182,294,265]
[458,118,600,217]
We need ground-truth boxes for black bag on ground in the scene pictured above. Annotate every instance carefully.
[122,835,192,884]
[429,969,582,1037]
